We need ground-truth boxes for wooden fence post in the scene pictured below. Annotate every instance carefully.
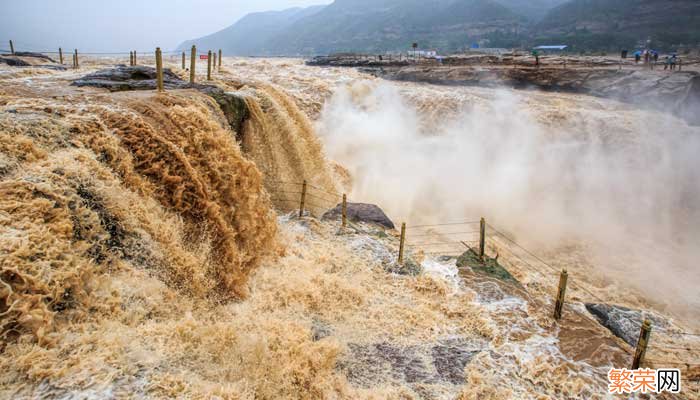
[632,320,652,369]
[299,180,307,218]
[479,217,486,260]
[59,48,63,64]
[129,51,133,66]
[9,40,14,55]
[342,194,347,228]
[155,47,164,92]
[218,49,222,67]
[553,269,568,320]
[74,49,79,69]
[133,51,137,65]
[398,222,406,264]
[212,52,217,71]
[182,52,185,69]
[207,50,212,80]
[190,46,196,83]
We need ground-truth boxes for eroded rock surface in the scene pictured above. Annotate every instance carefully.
[323,202,395,229]
[72,65,187,91]
[340,339,484,387]
[585,303,669,346]
[375,65,700,125]
[0,52,63,69]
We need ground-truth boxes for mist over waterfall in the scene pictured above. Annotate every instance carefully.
[317,80,700,318]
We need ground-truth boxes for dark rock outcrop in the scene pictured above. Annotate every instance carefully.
[322,202,395,229]
[340,339,484,387]
[0,56,30,67]
[585,303,669,347]
[201,88,249,140]
[0,52,62,68]
[431,339,482,385]
[307,55,409,68]
[72,65,187,91]
[373,65,700,125]
[13,52,57,62]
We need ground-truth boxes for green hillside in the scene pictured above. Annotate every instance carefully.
[178,0,700,55]
[535,0,700,51]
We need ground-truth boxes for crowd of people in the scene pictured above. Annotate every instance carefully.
[632,49,681,71]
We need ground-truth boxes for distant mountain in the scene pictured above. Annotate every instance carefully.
[180,0,534,55]
[262,0,525,54]
[176,6,325,55]
[535,0,700,50]
[179,0,700,56]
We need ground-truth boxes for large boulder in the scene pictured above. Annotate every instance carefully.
[0,52,62,69]
[322,202,395,229]
[72,65,187,91]
[585,303,669,346]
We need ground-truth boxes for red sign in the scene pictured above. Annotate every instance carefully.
[199,55,208,60]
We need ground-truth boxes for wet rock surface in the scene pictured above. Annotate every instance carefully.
[340,339,483,387]
[72,65,187,91]
[0,52,63,69]
[369,65,700,125]
[307,54,409,68]
[203,88,249,138]
[0,56,31,67]
[585,303,669,346]
[323,202,395,229]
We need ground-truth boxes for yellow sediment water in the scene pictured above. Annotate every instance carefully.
[0,57,698,398]
[0,84,276,349]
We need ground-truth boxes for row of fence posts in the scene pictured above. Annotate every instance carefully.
[181,46,223,84]
[146,46,224,92]
[4,40,227,84]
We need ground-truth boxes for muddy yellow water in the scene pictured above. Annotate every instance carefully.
[0,56,698,399]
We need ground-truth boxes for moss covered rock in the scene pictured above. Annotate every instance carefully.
[456,249,518,284]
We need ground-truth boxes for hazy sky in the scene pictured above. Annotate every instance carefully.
[1,0,329,53]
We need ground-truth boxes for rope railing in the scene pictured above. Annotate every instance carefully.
[266,179,347,221]
[408,230,479,238]
[408,220,480,229]
[486,222,609,304]
[395,215,700,371]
